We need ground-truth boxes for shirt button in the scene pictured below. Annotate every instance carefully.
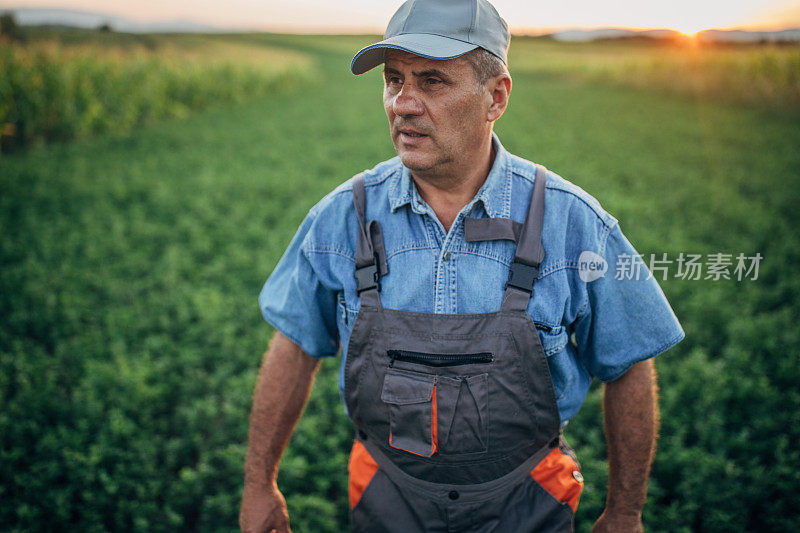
[442,252,451,261]
[448,490,459,500]
[572,470,584,483]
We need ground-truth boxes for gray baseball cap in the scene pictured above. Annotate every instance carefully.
[350,0,510,75]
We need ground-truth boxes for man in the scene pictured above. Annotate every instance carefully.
[240,0,685,531]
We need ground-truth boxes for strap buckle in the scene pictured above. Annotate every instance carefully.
[355,263,381,294]
[505,261,539,293]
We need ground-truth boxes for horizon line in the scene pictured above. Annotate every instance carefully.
[3,7,799,35]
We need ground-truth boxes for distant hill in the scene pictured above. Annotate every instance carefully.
[697,28,800,43]
[0,7,222,33]
[551,27,800,43]
[551,28,641,42]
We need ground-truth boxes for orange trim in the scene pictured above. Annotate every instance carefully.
[348,439,379,508]
[431,384,438,454]
[530,446,584,513]
[389,433,428,457]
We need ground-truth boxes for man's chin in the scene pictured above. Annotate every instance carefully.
[396,149,436,172]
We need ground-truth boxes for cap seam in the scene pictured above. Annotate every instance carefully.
[395,31,482,48]
[469,0,476,41]
[401,0,418,34]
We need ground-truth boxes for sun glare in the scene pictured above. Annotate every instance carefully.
[672,23,707,37]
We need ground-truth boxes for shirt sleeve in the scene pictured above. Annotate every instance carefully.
[258,209,340,358]
[572,221,685,382]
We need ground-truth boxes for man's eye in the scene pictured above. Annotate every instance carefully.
[426,78,442,86]
[387,76,402,85]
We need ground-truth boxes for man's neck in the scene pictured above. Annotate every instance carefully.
[411,135,496,233]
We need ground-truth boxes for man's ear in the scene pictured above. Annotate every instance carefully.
[487,74,512,122]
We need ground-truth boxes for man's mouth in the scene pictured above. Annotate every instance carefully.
[398,129,429,143]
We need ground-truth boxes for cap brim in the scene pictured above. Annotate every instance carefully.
[350,34,478,75]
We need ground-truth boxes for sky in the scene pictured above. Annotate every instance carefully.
[2,0,800,34]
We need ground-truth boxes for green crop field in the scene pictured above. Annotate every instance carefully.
[1,30,799,532]
[0,29,312,151]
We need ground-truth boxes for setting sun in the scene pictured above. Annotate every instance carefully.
[673,24,707,36]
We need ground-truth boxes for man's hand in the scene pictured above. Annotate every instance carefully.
[239,480,291,533]
[592,509,644,533]
[239,332,320,533]
[593,358,659,532]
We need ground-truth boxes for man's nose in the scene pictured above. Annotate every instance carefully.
[392,83,424,117]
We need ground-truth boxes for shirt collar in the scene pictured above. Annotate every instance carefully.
[389,131,512,219]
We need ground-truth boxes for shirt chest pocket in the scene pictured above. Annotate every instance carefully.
[535,325,573,402]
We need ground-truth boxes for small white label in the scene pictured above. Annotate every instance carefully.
[578,250,607,282]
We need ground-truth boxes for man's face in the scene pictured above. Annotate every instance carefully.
[382,49,491,175]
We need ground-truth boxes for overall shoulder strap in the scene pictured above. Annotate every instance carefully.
[501,164,548,312]
[352,173,387,307]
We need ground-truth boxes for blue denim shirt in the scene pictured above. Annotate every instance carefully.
[259,132,685,423]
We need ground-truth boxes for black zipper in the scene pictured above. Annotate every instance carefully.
[533,321,552,332]
[388,349,493,367]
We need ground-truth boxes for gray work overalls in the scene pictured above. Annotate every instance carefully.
[344,164,583,532]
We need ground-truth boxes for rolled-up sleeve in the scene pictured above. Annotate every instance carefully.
[258,210,340,358]
[572,221,685,382]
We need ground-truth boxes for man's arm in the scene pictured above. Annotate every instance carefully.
[593,358,659,533]
[240,331,321,533]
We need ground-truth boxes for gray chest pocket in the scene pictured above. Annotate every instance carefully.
[435,373,488,454]
[380,363,489,457]
[381,368,436,457]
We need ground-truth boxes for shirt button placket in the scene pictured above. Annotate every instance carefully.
[445,250,458,313]
[438,245,456,313]
[435,251,446,313]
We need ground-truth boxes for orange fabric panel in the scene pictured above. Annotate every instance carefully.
[530,446,584,513]
[348,439,379,508]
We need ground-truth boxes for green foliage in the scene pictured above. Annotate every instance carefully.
[0,31,313,153]
[1,32,799,532]
[509,37,800,114]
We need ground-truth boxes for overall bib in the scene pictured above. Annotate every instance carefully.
[344,165,583,532]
